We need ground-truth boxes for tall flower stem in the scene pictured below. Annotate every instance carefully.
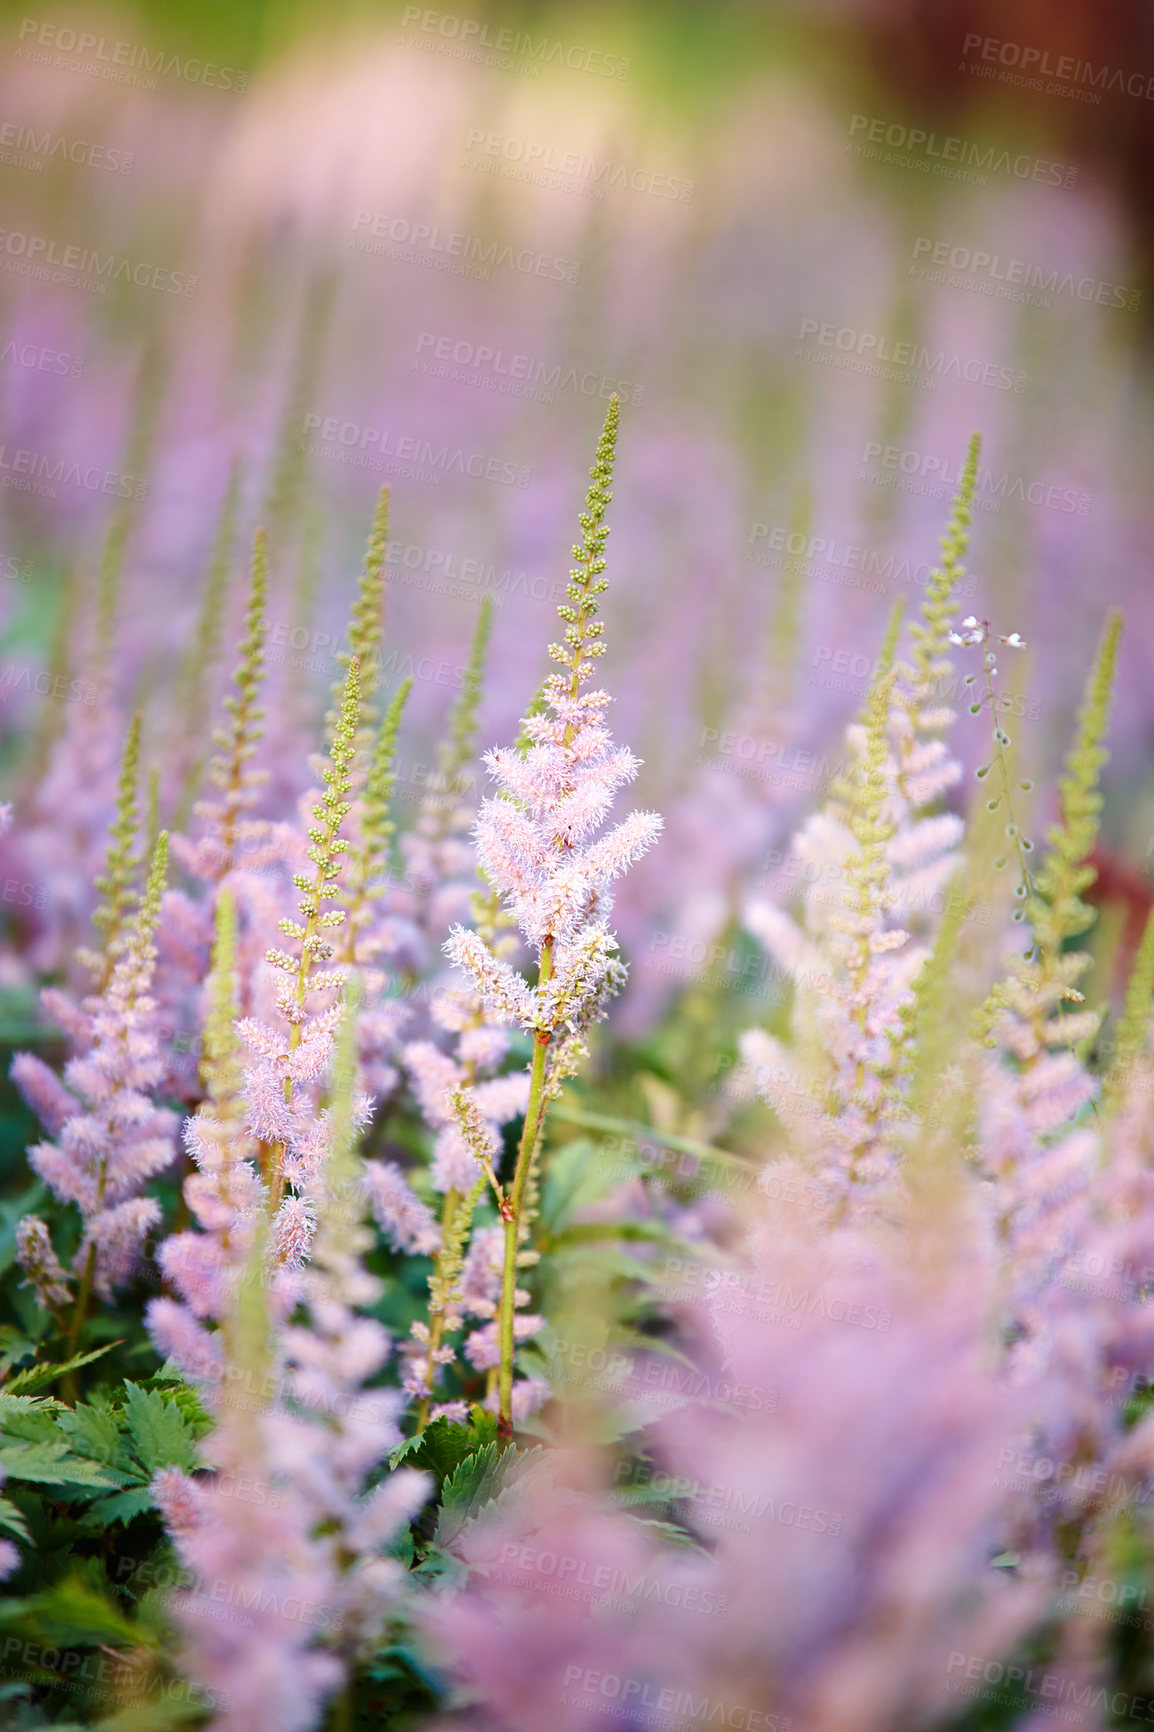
[64,830,171,1386]
[265,657,360,1210]
[446,396,660,1435]
[497,945,553,1439]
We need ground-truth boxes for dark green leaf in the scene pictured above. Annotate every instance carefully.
[0,1440,120,1489]
[120,1384,199,1475]
[5,1342,119,1396]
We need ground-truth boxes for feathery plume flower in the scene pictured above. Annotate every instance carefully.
[740,446,981,1204]
[238,655,361,1236]
[326,483,389,761]
[147,889,266,1385]
[977,612,1122,1312]
[14,1215,72,1313]
[444,397,662,1433]
[16,833,176,1322]
[156,989,428,1732]
[172,529,275,883]
[75,710,142,988]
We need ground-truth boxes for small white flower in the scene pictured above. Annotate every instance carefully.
[1000,632,1026,648]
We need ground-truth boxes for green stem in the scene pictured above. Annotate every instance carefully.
[417,1186,459,1429]
[61,1242,97,1402]
[497,943,554,1439]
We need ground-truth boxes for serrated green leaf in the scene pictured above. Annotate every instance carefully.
[0,1439,120,1489]
[82,1486,157,1528]
[0,1403,61,1444]
[388,1416,484,1488]
[0,1326,36,1379]
[388,1431,426,1469]
[22,1575,144,1646]
[4,1342,119,1396]
[0,1493,30,1541]
[145,1381,211,1440]
[120,1384,198,1475]
[149,1360,186,1383]
[57,1403,127,1471]
[434,1442,504,1548]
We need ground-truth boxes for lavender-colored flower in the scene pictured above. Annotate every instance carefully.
[14,833,176,1302]
[156,1002,429,1731]
[443,399,661,1434]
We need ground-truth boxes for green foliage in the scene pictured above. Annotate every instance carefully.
[390,1409,499,1486]
[119,1385,200,1476]
[0,1379,199,1509]
[5,1345,118,1397]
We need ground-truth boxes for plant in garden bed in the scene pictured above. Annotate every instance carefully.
[444,396,662,1435]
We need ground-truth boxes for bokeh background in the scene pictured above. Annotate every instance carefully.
[1,0,1152,1044]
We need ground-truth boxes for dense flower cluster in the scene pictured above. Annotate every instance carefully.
[3,404,1153,1732]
